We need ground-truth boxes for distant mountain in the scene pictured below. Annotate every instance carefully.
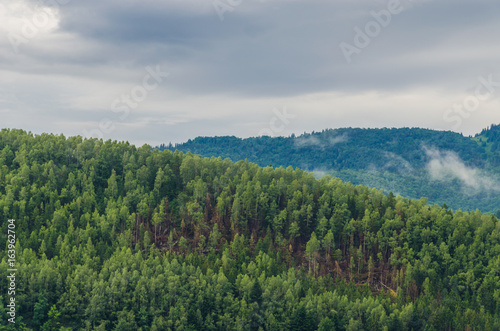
[158,125,500,213]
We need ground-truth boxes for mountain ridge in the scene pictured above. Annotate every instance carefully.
[157,125,500,213]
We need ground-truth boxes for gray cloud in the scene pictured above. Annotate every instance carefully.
[2,0,500,144]
[15,0,500,94]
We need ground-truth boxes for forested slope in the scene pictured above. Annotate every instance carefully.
[1,129,500,330]
[159,125,500,213]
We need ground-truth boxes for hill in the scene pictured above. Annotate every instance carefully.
[1,129,500,329]
[158,125,500,213]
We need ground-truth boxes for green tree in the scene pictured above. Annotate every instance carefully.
[249,279,263,306]
[104,169,118,199]
[305,232,320,274]
[41,305,61,331]
[318,317,335,331]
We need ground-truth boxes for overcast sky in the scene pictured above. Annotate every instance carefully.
[1,0,500,145]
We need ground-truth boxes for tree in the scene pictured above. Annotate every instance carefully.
[318,317,335,331]
[289,305,315,331]
[33,293,49,328]
[323,229,334,256]
[209,224,221,252]
[151,202,166,244]
[289,221,300,247]
[42,305,61,331]
[104,169,118,199]
[368,256,375,284]
[113,310,138,331]
[153,167,165,203]
[249,279,263,306]
[305,232,320,274]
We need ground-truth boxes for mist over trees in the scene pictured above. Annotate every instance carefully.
[159,125,500,213]
[1,129,500,330]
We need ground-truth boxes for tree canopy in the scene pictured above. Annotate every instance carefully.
[158,125,500,213]
[1,128,500,330]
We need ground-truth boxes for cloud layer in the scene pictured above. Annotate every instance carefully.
[2,0,500,145]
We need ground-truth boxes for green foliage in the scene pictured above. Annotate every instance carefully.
[42,305,61,331]
[159,125,500,213]
[0,129,500,330]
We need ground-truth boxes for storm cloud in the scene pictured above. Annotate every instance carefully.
[2,0,500,145]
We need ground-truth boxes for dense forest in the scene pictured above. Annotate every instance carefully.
[1,129,500,330]
[158,125,500,213]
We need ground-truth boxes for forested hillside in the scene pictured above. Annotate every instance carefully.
[2,129,500,330]
[159,125,500,213]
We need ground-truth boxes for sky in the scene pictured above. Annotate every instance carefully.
[1,0,500,146]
